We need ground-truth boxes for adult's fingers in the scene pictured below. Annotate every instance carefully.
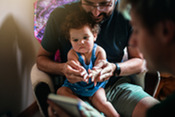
[93,60,106,69]
[93,62,115,82]
[65,63,82,76]
[68,60,85,73]
[100,62,115,77]
[66,68,88,83]
[48,106,57,117]
[66,61,87,74]
[98,72,111,81]
[80,102,103,117]
[67,75,85,83]
[64,61,88,83]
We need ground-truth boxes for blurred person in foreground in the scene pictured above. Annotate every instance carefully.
[119,0,175,116]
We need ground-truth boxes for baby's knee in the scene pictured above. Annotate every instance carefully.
[57,87,69,95]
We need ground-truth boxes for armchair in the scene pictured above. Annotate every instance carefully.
[32,0,160,116]
[31,64,160,117]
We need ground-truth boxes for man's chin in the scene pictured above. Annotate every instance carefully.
[94,19,103,23]
[92,17,104,23]
[90,13,106,23]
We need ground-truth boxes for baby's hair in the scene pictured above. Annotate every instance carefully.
[62,8,100,40]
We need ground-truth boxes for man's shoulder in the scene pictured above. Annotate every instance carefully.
[112,6,131,31]
[51,2,80,16]
[113,7,128,21]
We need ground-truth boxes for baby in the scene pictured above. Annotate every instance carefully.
[57,8,119,117]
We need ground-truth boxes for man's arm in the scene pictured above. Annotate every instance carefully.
[118,29,145,76]
[91,36,145,81]
[118,31,145,76]
[36,45,85,83]
[37,45,65,75]
[117,46,144,76]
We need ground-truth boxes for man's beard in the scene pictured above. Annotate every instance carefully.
[88,12,111,23]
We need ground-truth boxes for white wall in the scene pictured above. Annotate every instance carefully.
[0,0,40,116]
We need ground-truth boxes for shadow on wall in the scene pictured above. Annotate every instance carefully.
[0,14,36,116]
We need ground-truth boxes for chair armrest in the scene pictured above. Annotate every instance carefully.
[31,63,54,93]
[30,63,55,117]
[144,71,161,97]
[130,71,146,89]
[131,71,161,97]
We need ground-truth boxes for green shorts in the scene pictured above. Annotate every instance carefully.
[106,76,150,117]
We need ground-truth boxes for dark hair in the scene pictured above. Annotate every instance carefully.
[119,0,175,32]
[61,8,100,40]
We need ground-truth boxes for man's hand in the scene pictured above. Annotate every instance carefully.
[63,60,89,83]
[88,68,102,86]
[89,60,116,83]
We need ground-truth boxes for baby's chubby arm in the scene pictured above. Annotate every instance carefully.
[67,49,89,83]
[88,46,107,86]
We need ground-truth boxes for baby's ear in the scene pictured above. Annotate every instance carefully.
[93,33,97,41]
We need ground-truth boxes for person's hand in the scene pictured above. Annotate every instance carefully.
[88,68,102,86]
[63,60,89,83]
[80,102,104,117]
[47,99,104,117]
[90,60,116,83]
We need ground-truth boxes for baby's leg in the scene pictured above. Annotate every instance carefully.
[90,88,120,117]
[57,86,80,100]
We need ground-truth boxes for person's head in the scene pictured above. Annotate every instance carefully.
[62,9,100,54]
[119,0,175,73]
[80,0,117,23]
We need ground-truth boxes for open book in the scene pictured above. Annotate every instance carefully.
[48,93,81,117]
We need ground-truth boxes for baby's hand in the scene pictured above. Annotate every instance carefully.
[88,69,102,86]
[79,68,89,83]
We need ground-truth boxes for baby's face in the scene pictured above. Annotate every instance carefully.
[70,25,96,54]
